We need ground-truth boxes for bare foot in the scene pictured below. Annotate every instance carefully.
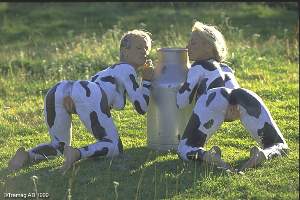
[8,147,30,171]
[238,146,267,172]
[60,146,80,174]
[203,146,233,171]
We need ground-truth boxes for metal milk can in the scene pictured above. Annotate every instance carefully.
[147,48,194,151]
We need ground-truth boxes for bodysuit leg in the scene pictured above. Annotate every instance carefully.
[230,88,288,158]
[178,87,232,161]
[71,81,123,159]
[28,81,73,162]
[178,86,288,164]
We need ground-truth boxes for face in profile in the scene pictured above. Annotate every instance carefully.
[124,37,150,68]
[187,31,214,61]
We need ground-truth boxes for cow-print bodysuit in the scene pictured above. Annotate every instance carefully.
[176,59,288,161]
[27,63,151,161]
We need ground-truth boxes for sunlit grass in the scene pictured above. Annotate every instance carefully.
[0,2,298,200]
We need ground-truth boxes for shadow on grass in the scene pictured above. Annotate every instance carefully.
[1,146,239,199]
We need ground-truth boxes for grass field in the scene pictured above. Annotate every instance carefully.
[0,2,299,200]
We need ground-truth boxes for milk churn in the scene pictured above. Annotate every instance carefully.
[147,48,194,151]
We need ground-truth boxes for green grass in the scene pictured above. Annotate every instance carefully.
[0,2,299,200]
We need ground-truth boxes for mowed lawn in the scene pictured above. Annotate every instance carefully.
[0,3,299,200]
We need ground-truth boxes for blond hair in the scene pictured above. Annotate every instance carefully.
[120,30,152,61]
[192,21,227,62]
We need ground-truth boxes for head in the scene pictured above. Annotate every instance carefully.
[187,21,227,62]
[120,30,152,69]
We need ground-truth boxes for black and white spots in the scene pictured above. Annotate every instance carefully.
[182,112,207,148]
[25,63,151,163]
[177,81,198,107]
[77,65,151,158]
[100,76,116,84]
[177,59,229,109]
[32,63,150,162]
[206,92,216,107]
[99,87,111,118]
[79,81,91,97]
[224,74,231,82]
[258,122,284,148]
[189,83,199,104]
[182,112,201,140]
[207,77,225,90]
[45,82,61,128]
[192,60,217,71]
[230,88,261,118]
[90,111,107,140]
[91,74,99,82]
[134,100,145,115]
[220,88,230,102]
[177,59,287,162]
[179,82,191,94]
[203,119,214,129]
[143,94,149,105]
[196,78,208,100]
[142,83,151,90]
[129,74,139,91]
[142,85,151,103]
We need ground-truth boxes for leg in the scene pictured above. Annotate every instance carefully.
[178,88,233,170]
[61,81,122,172]
[230,88,289,171]
[8,81,73,171]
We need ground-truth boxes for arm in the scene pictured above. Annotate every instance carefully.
[90,73,100,82]
[176,67,203,109]
[220,63,240,89]
[120,68,152,115]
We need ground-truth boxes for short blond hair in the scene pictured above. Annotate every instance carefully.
[192,21,227,62]
[120,30,152,60]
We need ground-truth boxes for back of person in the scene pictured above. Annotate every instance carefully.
[8,29,155,173]
[220,63,240,89]
[90,63,130,110]
[176,21,288,173]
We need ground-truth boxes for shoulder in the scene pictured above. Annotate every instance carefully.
[220,63,235,73]
[112,62,135,72]
[191,59,219,71]
[112,63,137,79]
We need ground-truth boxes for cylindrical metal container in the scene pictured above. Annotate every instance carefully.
[147,48,194,151]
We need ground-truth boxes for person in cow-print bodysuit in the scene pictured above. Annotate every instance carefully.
[8,30,154,173]
[176,21,288,172]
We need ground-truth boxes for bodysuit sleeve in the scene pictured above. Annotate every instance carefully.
[176,66,203,109]
[220,63,240,89]
[119,66,152,115]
